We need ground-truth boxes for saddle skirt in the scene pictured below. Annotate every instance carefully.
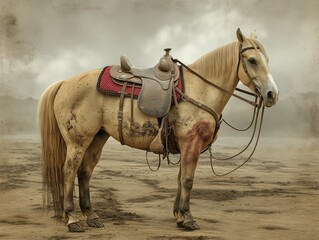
[96,65,185,117]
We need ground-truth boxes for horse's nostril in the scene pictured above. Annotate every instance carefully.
[267,91,274,100]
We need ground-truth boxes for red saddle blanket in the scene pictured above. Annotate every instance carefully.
[96,66,185,102]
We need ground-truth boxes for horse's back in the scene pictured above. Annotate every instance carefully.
[56,69,103,104]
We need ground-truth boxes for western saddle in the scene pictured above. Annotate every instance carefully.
[109,48,180,154]
[110,48,180,117]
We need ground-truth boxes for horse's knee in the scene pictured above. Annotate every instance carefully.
[182,176,194,191]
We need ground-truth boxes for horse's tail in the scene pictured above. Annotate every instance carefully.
[38,81,66,219]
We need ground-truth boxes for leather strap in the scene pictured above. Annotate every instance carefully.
[173,56,259,107]
[118,82,128,145]
[175,88,219,125]
[130,83,135,131]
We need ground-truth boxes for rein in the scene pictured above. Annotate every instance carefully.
[170,43,266,176]
[172,58,259,108]
[209,104,265,176]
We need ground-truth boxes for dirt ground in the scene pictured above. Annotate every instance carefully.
[0,134,318,240]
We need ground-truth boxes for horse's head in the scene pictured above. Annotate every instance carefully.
[236,28,278,107]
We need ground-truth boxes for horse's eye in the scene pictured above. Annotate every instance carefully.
[248,58,257,65]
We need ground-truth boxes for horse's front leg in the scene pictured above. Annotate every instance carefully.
[175,121,214,231]
[173,166,181,217]
[176,148,201,230]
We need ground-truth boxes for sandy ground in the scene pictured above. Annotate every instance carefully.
[0,134,318,240]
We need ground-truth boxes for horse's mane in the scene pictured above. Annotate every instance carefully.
[189,42,239,79]
[189,39,268,79]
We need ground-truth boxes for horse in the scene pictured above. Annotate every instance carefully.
[38,28,278,232]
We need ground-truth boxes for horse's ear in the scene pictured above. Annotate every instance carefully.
[250,30,258,39]
[236,28,246,43]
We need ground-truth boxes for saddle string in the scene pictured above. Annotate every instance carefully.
[209,105,265,177]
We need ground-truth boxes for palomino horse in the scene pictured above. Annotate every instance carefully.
[39,29,278,232]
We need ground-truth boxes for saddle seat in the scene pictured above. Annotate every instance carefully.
[109,48,180,118]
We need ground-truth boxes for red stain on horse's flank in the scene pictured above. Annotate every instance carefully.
[191,121,212,142]
[182,121,213,165]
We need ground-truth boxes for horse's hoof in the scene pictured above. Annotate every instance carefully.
[176,220,184,228]
[68,222,85,232]
[87,218,104,228]
[183,221,200,231]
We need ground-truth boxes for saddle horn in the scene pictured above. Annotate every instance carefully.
[120,55,132,72]
[158,48,173,72]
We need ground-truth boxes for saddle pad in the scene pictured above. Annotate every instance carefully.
[96,66,185,102]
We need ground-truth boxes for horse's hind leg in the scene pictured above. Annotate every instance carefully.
[77,130,109,228]
[63,142,92,232]
[59,119,101,232]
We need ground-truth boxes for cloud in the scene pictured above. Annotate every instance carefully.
[0,8,37,98]
[1,0,318,100]
[0,0,318,137]
[143,8,247,63]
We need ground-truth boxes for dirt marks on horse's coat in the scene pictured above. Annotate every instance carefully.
[124,120,158,137]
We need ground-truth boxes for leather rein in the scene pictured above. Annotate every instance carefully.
[170,42,266,176]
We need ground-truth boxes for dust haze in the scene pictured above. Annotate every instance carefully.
[0,0,319,137]
[0,2,318,239]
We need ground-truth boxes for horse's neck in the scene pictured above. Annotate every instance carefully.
[188,42,240,114]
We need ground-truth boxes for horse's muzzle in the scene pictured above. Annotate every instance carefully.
[262,74,279,107]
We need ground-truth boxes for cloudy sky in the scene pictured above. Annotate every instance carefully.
[1,0,318,99]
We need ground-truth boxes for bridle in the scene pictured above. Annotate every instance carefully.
[170,41,266,176]
[238,39,262,94]
[172,42,263,117]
